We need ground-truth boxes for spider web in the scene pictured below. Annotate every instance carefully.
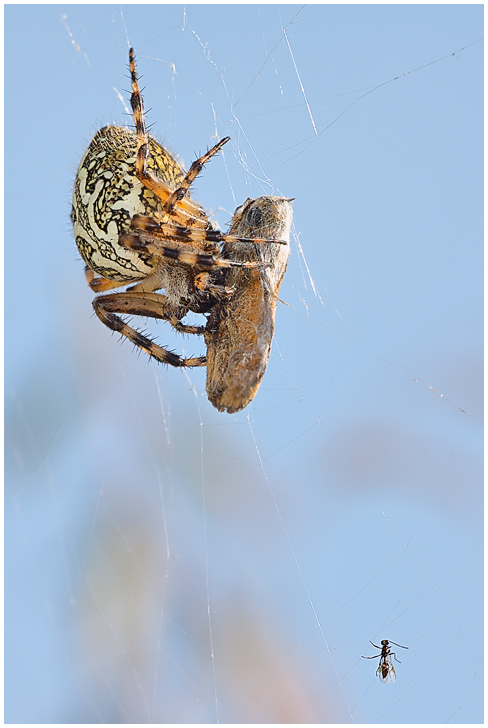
[5,4,483,724]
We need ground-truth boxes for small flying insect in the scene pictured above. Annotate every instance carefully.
[362,639,408,684]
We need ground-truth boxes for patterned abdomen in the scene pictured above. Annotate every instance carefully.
[71,125,185,282]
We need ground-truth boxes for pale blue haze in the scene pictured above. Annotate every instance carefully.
[5,5,483,723]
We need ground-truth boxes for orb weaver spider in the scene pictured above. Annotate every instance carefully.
[72,48,293,412]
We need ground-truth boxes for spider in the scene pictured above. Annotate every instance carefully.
[71,48,293,413]
[362,639,408,683]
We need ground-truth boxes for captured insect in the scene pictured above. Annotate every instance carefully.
[362,639,408,684]
[204,196,292,412]
[71,48,292,413]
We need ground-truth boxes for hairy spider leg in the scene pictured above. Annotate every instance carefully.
[161,137,230,217]
[120,231,271,271]
[130,216,288,246]
[93,292,206,367]
[128,48,225,228]
[85,266,129,292]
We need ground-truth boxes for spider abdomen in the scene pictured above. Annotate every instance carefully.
[72,125,185,282]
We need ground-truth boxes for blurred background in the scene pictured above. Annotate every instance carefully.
[5,5,483,723]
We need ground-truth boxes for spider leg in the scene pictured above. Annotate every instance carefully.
[85,266,168,296]
[161,137,230,217]
[85,267,126,292]
[103,291,207,334]
[130,216,288,246]
[362,654,381,659]
[93,291,206,367]
[129,47,150,189]
[128,48,219,229]
[120,231,270,272]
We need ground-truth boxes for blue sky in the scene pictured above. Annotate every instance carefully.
[5,4,483,723]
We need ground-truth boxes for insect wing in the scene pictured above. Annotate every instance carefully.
[379,657,396,684]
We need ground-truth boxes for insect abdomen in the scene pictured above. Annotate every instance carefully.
[205,274,277,412]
